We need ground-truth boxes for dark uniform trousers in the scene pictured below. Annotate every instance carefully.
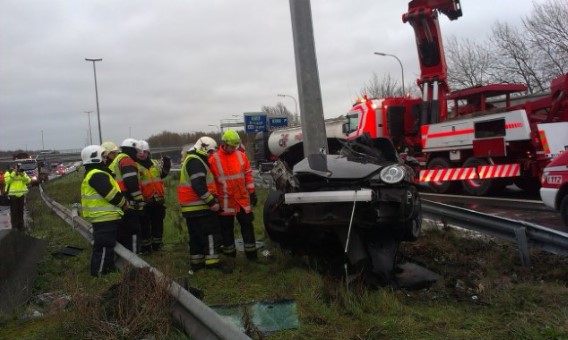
[9,196,25,231]
[140,202,166,252]
[186,213,222,268]
[117,209,143,253]
[219,210,257,260]
[91,220,120,276]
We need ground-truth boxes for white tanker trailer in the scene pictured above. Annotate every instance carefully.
[253,117,347,170]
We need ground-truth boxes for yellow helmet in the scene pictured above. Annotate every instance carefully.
[222,130,241,147]
[100,141,119,156]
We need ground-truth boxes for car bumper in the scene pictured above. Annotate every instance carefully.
[540,187,558,210]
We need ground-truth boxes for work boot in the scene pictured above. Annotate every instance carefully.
[206,262,233,274]
[188,263,205,275]
[139,245,152,255]
[246,251,258,261]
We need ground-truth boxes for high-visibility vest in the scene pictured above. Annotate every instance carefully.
[209,148,254,216]
[5,171,31,197]
[137,159,165,200]
[177,154,217,213]
[109,153,143,208]
[81,169,124,223]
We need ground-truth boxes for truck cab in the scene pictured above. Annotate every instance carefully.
[540,150,568,226]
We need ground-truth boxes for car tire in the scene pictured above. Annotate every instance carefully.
[560,195,568,227]
[426,157,460,194]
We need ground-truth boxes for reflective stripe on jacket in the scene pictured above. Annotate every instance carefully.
[137,159,165,201]
[5,171,31,197]
[178,154,217,213]
[81,169,124,223]
[109,153,144,209]
[209,148,254,216]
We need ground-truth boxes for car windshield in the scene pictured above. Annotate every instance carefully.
[19,162,37,170]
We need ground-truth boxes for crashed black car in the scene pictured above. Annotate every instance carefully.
[263,135,422,284]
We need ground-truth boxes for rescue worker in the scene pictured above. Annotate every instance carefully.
[80,145,129,276]
[101,141,120,168]
[109,138,145,252]
[4,163,31,231]
[136,140,171,252]
[209,130,259,261]
[178,136,229,273]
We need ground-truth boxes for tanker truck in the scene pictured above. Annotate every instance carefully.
[253,116,346,171]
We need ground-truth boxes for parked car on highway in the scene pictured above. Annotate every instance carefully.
[540,150,568,226]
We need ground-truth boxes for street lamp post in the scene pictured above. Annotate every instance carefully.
[85,111,93,145]
[85,58,103,144]
[277,93,299,124]
[373,52,405,95]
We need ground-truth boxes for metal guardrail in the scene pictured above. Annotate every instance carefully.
[38,186,250,340]
[422,199,568,266]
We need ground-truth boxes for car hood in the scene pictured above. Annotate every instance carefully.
[293,154,390,180]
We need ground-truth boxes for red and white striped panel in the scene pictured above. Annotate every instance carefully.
[419,167,478,183]
[477,164,520,179]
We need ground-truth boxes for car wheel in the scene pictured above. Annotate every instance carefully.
[560,195,568,227]
[426,157,460,194]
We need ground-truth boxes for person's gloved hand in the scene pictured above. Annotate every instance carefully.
[162,156,171,170]
[250,192,258,207]
[210,203,220,212]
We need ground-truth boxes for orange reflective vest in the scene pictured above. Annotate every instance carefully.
[209,147,254,216]
[137,159,165,201]
[178,154,217,213]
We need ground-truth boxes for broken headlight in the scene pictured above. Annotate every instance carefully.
[378,165,406,184]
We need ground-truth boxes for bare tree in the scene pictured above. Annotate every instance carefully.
[491,21,549,93]
[359,73,404,99]
[522,0,568,80]
[445,35,497,89]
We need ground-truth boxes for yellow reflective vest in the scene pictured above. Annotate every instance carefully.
[81,169,124,223]
[5,170,31,197]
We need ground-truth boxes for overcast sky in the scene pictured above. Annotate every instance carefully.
[0,0,543,151]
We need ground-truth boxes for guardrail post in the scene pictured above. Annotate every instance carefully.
[71,203,80,228]
[514,227,531,267]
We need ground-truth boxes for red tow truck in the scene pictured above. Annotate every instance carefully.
[343,0,568,196]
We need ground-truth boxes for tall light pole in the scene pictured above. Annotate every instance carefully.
[85,58,103,144]
[85,111,93,144]
[41,130,45,151]
[277,93,299,124]
[374,52,405,95]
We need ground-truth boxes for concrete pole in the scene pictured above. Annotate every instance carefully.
[289,0,328,157]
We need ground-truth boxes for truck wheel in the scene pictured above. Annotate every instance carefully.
[561,195,568,227]
[426,157,460,194]
[461,157,505,196]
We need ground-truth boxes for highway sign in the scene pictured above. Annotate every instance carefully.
[268,116,289,130]
[244,113,267,133]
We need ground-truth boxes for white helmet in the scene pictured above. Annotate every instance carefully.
[139,140,150,152]
[194,137,217,156]
[121,138,141,150]
[81,145,104,165]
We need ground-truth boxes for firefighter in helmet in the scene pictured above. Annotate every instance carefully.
[135,140,171,252]
[109,138,145,253]
[101,141,120,168]
[5,162,31,231]
[178,136,229,273]
[209,130,259,261]
[80,145,129,276]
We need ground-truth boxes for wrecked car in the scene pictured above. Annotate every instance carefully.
[263,135,422,284]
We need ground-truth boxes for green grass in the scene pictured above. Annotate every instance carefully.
[1,169,568,339]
